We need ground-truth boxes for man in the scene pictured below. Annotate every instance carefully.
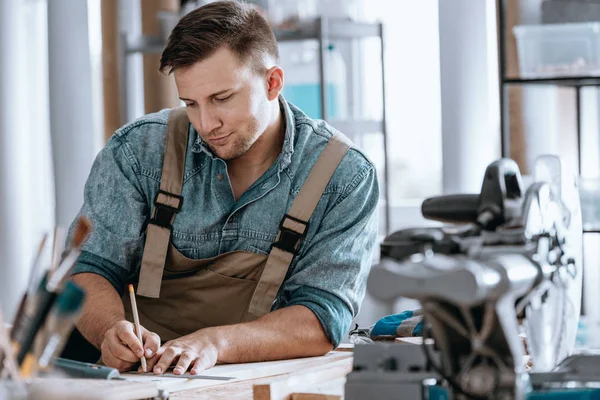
[67,0,379,375]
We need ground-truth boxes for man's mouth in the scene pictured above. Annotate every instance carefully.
[209,133,232,145]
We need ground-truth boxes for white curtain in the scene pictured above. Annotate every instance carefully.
[0,0,104,320]
[0,0,54,320]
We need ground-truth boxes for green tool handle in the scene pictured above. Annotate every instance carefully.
[52,357,120,379]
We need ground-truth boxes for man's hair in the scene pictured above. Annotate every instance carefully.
[159,1,279,74]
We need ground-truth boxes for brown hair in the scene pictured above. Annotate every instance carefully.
[159,1,279,74]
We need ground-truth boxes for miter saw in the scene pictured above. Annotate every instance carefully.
[345,156,600,399]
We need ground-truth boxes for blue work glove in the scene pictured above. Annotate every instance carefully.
[370,309,423,340]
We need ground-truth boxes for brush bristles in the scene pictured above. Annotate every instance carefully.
[72,216,92,248]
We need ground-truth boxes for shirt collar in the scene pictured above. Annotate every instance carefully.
[190,95,295,171]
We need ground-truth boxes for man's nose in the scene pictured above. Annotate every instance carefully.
[198,107,221,135]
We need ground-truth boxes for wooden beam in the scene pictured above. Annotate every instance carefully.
[504,0,527,173]
[252,358,352,400]
[125,352,352,395]
[333,343,353,352]
[141,0,180,114]
[290,394,341,400]
[100,0,121,142]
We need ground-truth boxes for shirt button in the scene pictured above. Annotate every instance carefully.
[261,182,269,189]
[216,173,223,181]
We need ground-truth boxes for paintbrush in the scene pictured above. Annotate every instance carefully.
[10,234,49,337]
[47,216,92,291]
[15,217,92,375]
[31,281,86,375]
[49,227,65,275]
[27,233,50,301]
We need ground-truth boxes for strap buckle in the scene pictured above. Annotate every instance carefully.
[150,190,183,229]
[273,214,309,255]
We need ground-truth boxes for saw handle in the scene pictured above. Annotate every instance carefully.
[421,159,524,229]
[421,194,479,224]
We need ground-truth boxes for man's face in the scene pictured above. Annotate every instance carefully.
[174,47,272,160]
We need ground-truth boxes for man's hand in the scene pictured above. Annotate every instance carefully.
[100,320,161,372]
[142,306,331,375]
[145,330,218,375]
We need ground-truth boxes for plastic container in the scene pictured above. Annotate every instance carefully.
[267,0,317,30]
[579,177,600,231]
[513,22,600,78]
[158,1,261,41]
[316,0,360,20]
[279,42,347,120]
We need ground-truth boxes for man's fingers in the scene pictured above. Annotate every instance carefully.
[106,332,140,363]
[142,329,161,358]
[145,346,165,371]
[117,324,144,358]
[173,352,195,375]
[101,338,136,371]
[190,352,212,375]
[103,353,134,372]
[154,346,180,375]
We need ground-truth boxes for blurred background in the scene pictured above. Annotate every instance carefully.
[1,0,600,333]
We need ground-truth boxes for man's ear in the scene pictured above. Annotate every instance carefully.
[265,66,284,101]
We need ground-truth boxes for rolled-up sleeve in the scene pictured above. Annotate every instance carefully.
[277,164,379,347]
[69,136,149,295]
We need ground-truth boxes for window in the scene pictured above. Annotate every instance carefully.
[359,0,442,232]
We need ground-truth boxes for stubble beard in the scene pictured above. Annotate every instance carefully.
[209,130,257,161]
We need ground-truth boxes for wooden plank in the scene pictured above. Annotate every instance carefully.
[291,394,341,400]
[394,337,434,345]
[394,337,423,345]
[504,0,527,173]
[123,351,352,394]
[333,343,353,352]
[140,0,180,114]
[170,376,346,400]
[26,378,159,400]
[252,358,352,400]
[100,0,121,142]
[169,376,265,399]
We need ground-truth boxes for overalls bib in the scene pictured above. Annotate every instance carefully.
[123,108,351,342]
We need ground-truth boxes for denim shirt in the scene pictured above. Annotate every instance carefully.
[70,98,379,347]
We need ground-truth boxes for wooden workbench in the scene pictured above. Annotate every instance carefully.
[6,347,354,400]
[123,346,354,400]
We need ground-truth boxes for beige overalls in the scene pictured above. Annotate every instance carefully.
[123,108,351,342]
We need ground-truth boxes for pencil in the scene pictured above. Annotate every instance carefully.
[128,284,147,372]
[0,307,21,383]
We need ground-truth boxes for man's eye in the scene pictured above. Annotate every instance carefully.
[215,94,232,103]
[185,102,197,108]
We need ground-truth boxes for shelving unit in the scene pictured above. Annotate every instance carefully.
[122,16,391,234]
[497,1,600,234]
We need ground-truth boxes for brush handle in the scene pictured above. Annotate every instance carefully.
[15,289,57,367]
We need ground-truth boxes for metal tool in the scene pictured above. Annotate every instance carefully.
[51,358,121,380]
[347,156,594,399]
[50,358,235,382]
[131,372,234,380]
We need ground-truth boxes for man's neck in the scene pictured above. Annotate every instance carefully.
[227,103,285,198]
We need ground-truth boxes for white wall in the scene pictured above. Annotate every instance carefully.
[354,0,501,328]
[361,0,443,202]
[439,0,501,194]
[48,0,104,228]
[0,0,54,320]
